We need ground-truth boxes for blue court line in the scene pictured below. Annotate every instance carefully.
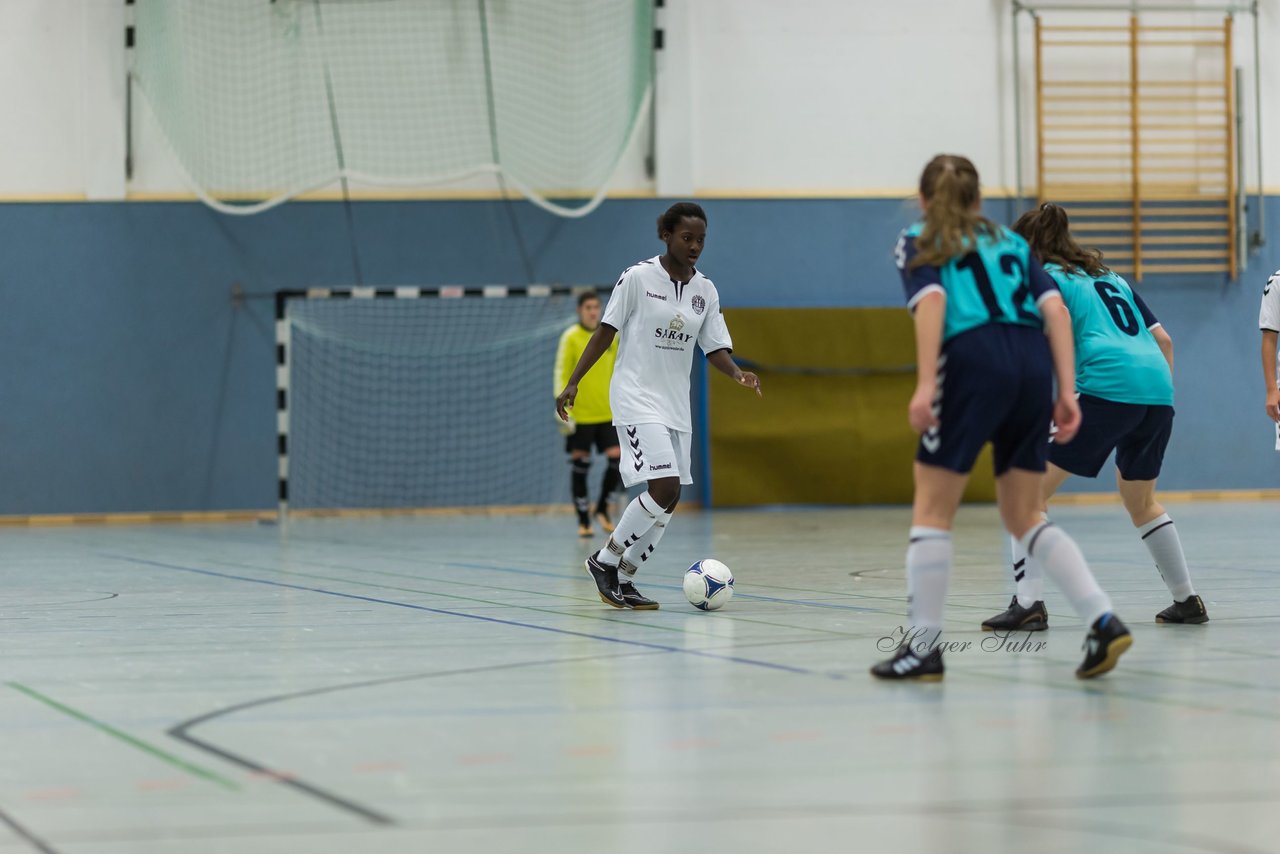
[104,555,838,679]
[442,561,887,614]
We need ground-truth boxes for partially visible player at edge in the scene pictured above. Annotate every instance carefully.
[872,154,1131,682]
[556,202,762,610]
[981,203,1206,634]
[1259,267,1280,446]
[554,291,622,537]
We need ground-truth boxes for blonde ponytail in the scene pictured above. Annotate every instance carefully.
[909,154,998,269]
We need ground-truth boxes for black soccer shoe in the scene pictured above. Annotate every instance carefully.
[981,596,1049,632]
[1155,595,1209,625]
[619,580,659,610]
[870,645,944,682]
[585,552,625,608]
[1076,613,1132,679]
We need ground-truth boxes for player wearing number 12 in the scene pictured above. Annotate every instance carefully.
[982,203,1206,633]
[871,155,1130,682]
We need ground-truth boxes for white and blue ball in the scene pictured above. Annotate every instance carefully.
[683,559,734,611]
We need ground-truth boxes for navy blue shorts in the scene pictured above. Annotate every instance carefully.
[1049,394,1173,481]
[917,325,1054,476]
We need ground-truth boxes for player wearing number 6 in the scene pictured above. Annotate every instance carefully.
[872,155,1130,682]
[981,203,1206,633]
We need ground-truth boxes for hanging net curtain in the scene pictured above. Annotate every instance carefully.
[132,0,654,217]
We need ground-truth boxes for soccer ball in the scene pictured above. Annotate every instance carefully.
[683,559,734,611]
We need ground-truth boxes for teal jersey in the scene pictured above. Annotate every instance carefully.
[1046,263,1174,406]
[896,222,1058,343]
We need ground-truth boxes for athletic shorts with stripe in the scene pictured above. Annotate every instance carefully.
[1048,394,1174,481]
[618,423,693,489]
[917,324,1054,476]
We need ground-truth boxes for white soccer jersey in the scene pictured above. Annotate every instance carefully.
[1262,269,1280,387]
[600,256,734,433]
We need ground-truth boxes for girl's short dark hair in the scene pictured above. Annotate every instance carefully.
[657,202,707,238]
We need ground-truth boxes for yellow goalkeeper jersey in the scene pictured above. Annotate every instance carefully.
[555,323,617,425]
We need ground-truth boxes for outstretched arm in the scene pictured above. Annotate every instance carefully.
[706,349,762,396]
[556,325,617,420]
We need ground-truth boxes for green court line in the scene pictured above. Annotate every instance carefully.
[7,682,240,790]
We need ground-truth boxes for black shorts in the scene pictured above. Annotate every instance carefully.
[917,324,1054,476]
[1049,394,1174,481]
[566,422,620,455]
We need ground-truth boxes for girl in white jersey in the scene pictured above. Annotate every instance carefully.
[556,203,762,609]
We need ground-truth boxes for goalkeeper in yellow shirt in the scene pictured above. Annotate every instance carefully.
[556,292,621,536]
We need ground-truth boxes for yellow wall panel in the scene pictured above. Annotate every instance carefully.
[709,308,996,506]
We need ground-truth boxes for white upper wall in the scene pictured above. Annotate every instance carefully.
[689,0,1015,193]
[0,0,1271,198]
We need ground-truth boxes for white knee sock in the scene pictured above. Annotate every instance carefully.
[619,510,673,581]
[906,527,952,652]
[1012,511,1048,607]
[598,492,661,567]
[1011,533,1045,608]
[1020,522,1111,627]
[1139,513,1195,601]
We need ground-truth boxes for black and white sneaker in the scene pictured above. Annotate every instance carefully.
[584,552,625,608]
[1155,595,1208,624]
[870,645,944,682]
[981,595,1049,632]
[619,581,659,610]
[1076,613,1132,679]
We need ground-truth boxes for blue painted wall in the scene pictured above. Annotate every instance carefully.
[0,196,1274,514]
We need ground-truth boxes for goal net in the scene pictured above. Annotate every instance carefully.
[276,286,602,514]
[132,0,654,216]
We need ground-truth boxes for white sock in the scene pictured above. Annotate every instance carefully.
[1012,511,1048,607]
[1011,535,1045,608]
[906,527,952,652]
[1139,513,1195,601]
[597,492,661,567]
[1020,522,1111,627]
[619,510,673,582]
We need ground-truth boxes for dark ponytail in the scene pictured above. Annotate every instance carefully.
[1011,203,1109,277]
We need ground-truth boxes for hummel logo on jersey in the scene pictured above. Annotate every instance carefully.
[645,290,668,301]
[649,463,672,472]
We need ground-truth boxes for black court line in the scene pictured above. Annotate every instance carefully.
[166,653,655,826]
[18,592,119,609]
[0,805,59,854]
[105,555,821,677]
